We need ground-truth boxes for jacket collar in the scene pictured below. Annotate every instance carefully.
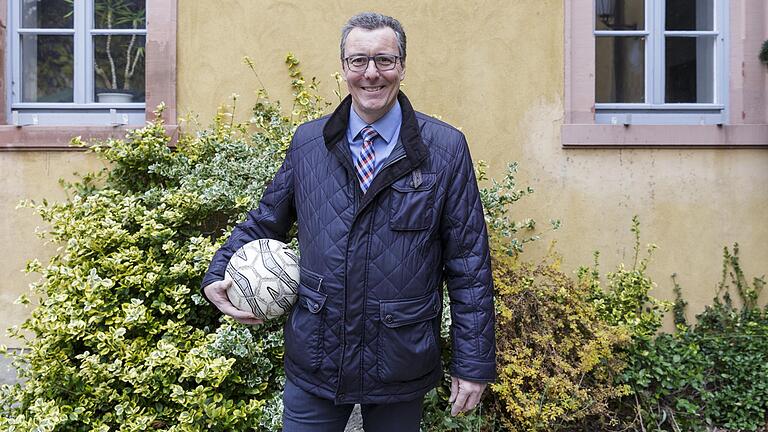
[322,91,429,217]
[323,91,428,164]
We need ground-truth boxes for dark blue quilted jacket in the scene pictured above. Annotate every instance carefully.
[202,92,495,404]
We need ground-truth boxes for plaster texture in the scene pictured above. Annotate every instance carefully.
[177,0,768,329]
[0,152,103,346]
[0,0,766,347]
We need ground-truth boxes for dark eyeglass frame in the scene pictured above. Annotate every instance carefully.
[343,54,402,72]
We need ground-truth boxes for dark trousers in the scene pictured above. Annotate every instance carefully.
[282,378,424,432]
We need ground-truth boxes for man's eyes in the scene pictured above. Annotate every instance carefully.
[349,57,370,66]
[349,56,396,66]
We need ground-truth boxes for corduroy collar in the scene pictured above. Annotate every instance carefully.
[322,91,428,164]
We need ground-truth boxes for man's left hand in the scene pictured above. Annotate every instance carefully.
[449,376,487,416]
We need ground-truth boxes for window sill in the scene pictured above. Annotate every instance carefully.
[561,124,768,148]
[0,125,178,151]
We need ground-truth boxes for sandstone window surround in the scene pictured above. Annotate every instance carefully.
[563,0,768,148]
[0,0,177,150]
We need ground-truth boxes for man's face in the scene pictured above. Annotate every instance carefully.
[342,27,405,124]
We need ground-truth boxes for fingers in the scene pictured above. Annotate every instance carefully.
[451,385,470,416]
[203,279,232,303]
[465,391,482,412]
[449,378,487,416]
[203,280,263,325]
[233,316,264,325]
[449,376,458,404]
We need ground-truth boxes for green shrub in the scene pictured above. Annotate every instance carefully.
[613,243,768,432]
[0,54,326,431]
[487,250,631,432]
[580,216,671,341]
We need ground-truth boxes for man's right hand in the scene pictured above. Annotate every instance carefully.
[203,280,264,325]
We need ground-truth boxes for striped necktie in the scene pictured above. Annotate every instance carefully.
[355,126,378,193]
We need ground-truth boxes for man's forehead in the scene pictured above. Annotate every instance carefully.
[345,27,398,48]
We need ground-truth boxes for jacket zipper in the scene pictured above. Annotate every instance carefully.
[380,151,406,172]
[359,205,376,395]
[337,151,406,400]
[337,173,358,401]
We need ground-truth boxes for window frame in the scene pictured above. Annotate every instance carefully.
[0,0,176,150]
[563,0,768,148]
[593,0,729,125]
[8,0,147,126]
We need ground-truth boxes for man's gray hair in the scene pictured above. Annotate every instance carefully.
[340,12,407,65]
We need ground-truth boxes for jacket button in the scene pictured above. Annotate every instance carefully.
[384,314,394,324]
[311,303,319,312]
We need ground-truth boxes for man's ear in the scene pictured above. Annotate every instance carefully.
[399,67,406,81]
[340,61,347,80]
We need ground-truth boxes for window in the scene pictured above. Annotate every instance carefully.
[563,0,766,148]
[7,0,146,126]
[593,0,728,125]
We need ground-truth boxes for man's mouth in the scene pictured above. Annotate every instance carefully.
[362,86,385,92]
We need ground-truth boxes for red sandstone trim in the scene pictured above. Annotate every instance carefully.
[562,124,768,148]
[0,1,8,125]
[0,125,179,151]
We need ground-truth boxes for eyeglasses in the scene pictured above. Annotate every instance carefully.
[343,54,401,72]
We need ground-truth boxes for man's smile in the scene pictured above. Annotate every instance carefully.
[362,85,385,92]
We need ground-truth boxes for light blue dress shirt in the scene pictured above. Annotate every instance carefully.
[346,101,402,176]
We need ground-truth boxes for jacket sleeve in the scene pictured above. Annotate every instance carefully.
[200,142,297,294]
[439,133,496,382]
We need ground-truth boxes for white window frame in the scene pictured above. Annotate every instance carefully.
[7,0,146,126]
[594,0,729,125]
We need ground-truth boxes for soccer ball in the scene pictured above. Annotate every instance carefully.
[224,238,300,320]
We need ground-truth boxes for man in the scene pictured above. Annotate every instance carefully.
[201,12,495,432]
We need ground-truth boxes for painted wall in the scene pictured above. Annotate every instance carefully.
[0,152,104,345]
[177,0,768,327]
[1,0,765,346]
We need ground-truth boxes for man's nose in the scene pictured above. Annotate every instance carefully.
[363,59,380,79]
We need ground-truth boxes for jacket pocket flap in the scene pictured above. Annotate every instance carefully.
[298,268,326,314]
[300,267,323,291]
[391,172,436,192]
[380,291,440,328]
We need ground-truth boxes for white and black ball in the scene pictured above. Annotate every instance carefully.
[224,239,300,320]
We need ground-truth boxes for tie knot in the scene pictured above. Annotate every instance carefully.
[361,126,378,142]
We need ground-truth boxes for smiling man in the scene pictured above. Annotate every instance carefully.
[201,12,495,432]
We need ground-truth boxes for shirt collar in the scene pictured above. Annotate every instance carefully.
[348,100,402,144]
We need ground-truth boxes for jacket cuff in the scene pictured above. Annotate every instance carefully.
[450,358,497,383]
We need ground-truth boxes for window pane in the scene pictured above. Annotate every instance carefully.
[665,36,715,103]
[595,36,645,103]
[21,0,73,28]
[94,35,146,102]
[666,0,714,31]
[21,34,74,102]
[595,0,645,31]
[94,0,146,29]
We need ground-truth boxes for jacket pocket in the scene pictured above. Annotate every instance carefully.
[377,291,441,383]
[389,172,436,231]
[284,267,327,372]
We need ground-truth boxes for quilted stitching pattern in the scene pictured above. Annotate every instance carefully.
[203,95,495,404]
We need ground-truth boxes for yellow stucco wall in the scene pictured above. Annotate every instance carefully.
[1,0,765,346]
[177,0,768,326]
[0,152,104,346]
